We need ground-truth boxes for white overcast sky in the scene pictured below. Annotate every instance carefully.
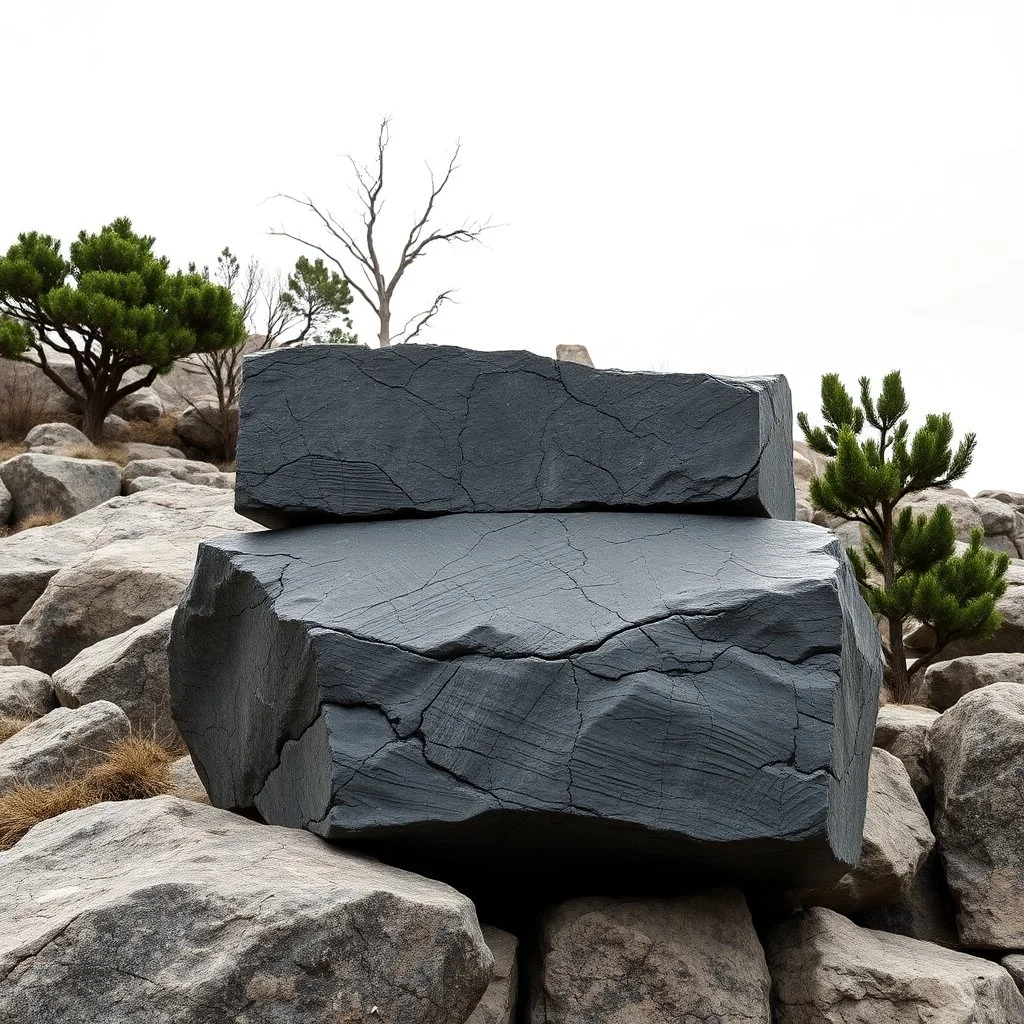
[3,2,1022,492]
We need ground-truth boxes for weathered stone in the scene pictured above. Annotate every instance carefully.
[52,608,177,740]
[235,345,796,527]
[854,849,961,949]
[528,889,770,1024]
[873,704,938,803]
[119,442,187,461]
[1003,955,1024,997]
[900,487,1024,558]
[0,483,257,624]
[0,666,56,717]
[175,402,235,455]
[0,701,129,792]
[930,683,1024,949]
[766,907,1024,1023]
[171,513,880,890]
[790,748,933,915]
[906,579,1024,660]
[554,344,594,366]
[0,796,492,1024]
[0,477,11,525]
[0,452,120,521]
[101,412,130,440]
[24,421,90,452]
[0,626,14,667]
[121,457,221,493]
[115,385,163,421]
[124,471,232,494]
[11,537,198,673]
[169,754,208,803]
[468,926,518,1024]
[918,653,1024,711]
[978,489,1024,514]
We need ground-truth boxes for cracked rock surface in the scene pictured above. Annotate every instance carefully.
[170,512,880,889]
[234,345,796,527]
[0,796,492,1024]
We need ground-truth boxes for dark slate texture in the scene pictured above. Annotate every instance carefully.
[233,345,796,527]
[170,513,880,891]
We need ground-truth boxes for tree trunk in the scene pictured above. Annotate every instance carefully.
[378,296,391,348]
[880,503,914,704]
[81,394,108,443]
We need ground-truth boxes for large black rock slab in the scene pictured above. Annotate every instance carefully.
[234,345,795,526]
[170,513,880,891]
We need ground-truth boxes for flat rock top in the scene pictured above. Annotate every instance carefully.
[206,512,847,661]
[235,345,795,524]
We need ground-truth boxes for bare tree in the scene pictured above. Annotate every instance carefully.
[272,118,491,348]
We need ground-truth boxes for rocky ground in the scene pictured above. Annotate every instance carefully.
[1,386,1024,1019]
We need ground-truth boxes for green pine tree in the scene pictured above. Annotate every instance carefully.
[799,371,1009,704]
[0,218,245,441]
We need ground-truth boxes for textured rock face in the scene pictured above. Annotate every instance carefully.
[0,483,257,624]
[0,701,130,792]
[0,477,11,526]
[790,748,933,915]
[52,608,177,740]
[919,652,1024,711]
[171,513,880,889]
[873,704,938,803]
[0,452,120,521]
[115,385,163,421]
[468,926,518,1024]
[234,345,796,527]
[24,421,90,452]
[528,889,770,1024]
[766,907,1024,1023]
[0,797,492,1024]
[929,683,1024,949]
[120,457,222,492]
[0,666,56,716]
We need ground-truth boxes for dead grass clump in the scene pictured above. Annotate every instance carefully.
[123,413,182,449]
[64,443,134,466]
[84,736,174,801]
[0,777,97,850]
[0,715,36,743]
[12,507,67,533]
[0,440,27,463]
[0,735,176,850]
[0,372,63,442]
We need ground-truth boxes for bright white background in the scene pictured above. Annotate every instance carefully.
[3,1,1021,492]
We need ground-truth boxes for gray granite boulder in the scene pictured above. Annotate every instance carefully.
[0,796,492,1024]
[0,452,120,521]
[120,457,222,493]
[0,666,56,717]
[171,513,880,889]
[468,926,518,1024]
[234,345,796,527]
[873,704,938,804]
[0,477,11,526]
[24,421,90,452]
[919,653,1024,711]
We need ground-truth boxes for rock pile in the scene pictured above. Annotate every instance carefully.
[172,345,882,898]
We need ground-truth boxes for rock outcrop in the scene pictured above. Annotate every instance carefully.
[919,652,1024,711]
[468,926,518,1024]
[171,512,880,889]
[234,345,797,526]
[929,682,1024,948]
[873,704,938,803]
[0,666,56,717]
[0,452,120,521]
[0,797,492,1024]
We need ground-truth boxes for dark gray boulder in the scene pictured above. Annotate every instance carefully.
[170,513,879,891]
[234,345,796,526]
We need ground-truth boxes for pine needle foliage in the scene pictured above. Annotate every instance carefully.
[799,371,1009,703]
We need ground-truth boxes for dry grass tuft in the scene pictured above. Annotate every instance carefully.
[0,715,36,743]
[0,735,178,850]
[0,440,27,463]
[0,373,64,442]
[123,414,182,449]
[11,507,67,533]
[64,443,135,467]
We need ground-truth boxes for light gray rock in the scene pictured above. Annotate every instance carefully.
[978,489,1024,514]
[0,796,492,1024]
[873,703,939,803]
[790,748,934,915]
[0,477,11,526]
[235,345,796,527]
[0,700,129,792]
[906,580,1024,660]
[0,626,14,667]
[528,889,770,1024]
[119,442,187,461]
[0,483,258,624]
[101,413,130,440]
[52,608,177,740]
[121,457,220,489]
[124,472,232,495]
[930,683,1024,949]
[468,926,518,1024]
[900,487,1024,558]
[919,653,1024,711]
[169,754,208,803]
[24,421,90,452]
[11,537,199,674]
[115,386,163,422]
[554,344,594,367]
[171,513,881,889]
[766,907,1024,1023]
[1003,955,1024,997]
[175,402,235,455]
[0,453,120,521]
[0,666,56,717]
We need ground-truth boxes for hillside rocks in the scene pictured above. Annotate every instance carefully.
[234,345,796,526]
[0,452,120,520]
[171,512,880,889]
[468,926,518,1024]
[873,703,938,802]
[24,421,90,452]
[120,457,223,493]
[0,701,129,792]
[790,748,933,915]
[919,652,1024,711]
[766,907,1024,1023]
[0,483,257,623]
[114,385,163,421]
[930,683,1024,948]
[11,537,201,674]
[176,402,235,454]
[528,890,770,1024]
[0,666,56,716]
[0,797,492,1024]
[900,487,1024,557]
[0,477,10,525]
[52,608,176,739]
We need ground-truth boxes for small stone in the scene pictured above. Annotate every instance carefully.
[0,666,56,717]
[0,452,120,521]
